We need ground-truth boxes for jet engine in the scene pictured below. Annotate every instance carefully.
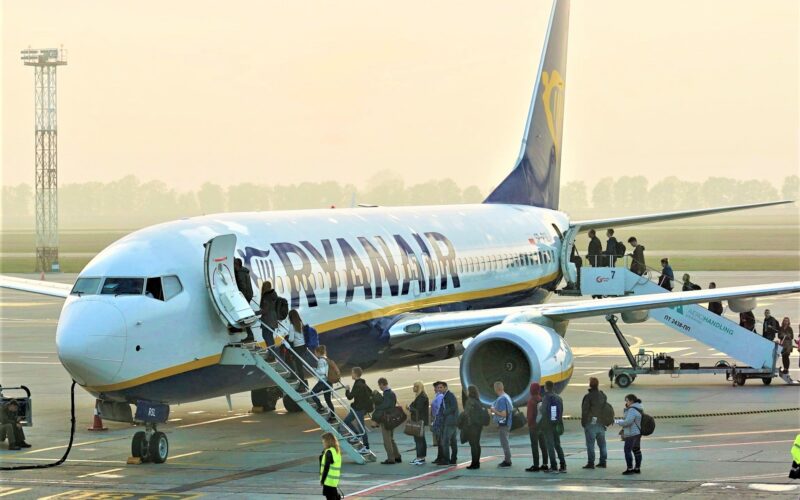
[460,323,574,406]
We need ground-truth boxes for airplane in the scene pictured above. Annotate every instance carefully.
[2,0,798,464]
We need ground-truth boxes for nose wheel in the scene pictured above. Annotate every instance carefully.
[131,423,169,464]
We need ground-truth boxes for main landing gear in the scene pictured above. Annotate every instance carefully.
[131,422,169,464]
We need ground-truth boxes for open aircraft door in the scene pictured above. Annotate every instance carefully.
[558,224,579,287]
[204,234,259,329]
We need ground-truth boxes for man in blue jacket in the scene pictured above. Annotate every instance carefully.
[434,381,459,465]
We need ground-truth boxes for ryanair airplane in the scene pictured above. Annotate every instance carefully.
[2,0,797,463]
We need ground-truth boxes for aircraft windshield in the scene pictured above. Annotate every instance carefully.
[71,277,101,295]
[101,277,145,295]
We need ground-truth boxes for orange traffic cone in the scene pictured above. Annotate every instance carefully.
[88,401,108,431]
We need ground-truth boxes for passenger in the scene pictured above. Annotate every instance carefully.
[319,432,342,500]
[540,380,566,473]
[234,258,255,342]
[657,258,674,291]
[433,381,458,466]
[286,310,308,389]
[310,345,336,422]
[604,229,618,267]
[525,382,548,472]
[569,245,583,290]
[627,237,646,276]
[615,394,644,475]
[259,281,279,346]
[778,317,794,375]
[430,382,445,464]
[489,381,514,468]
[707,282,724,315]
[587,229,603,267]
[0,399,30,450]
[763,309,780,341]
[463,385,485,470]
[739,311,756,332]
[342,367,371,453]
[408,381,429,465]
[374,377,401,464]
[681,273,701,291]
[581,377,608,469]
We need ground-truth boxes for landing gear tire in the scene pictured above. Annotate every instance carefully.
[615,373,632,389]
[734,373,747,386]
[132,431,150,462]
[282,394,302,413]
[252,387,283,411]
[149,431,169,464]
[761,377,772,386]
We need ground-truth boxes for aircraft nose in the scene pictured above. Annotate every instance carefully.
[56,299,127,387]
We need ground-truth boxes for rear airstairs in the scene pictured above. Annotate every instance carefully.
[223,321,377,464]
[558,247,796,386]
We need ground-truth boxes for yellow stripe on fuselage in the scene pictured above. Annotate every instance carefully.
[540,364,574,386]
[84,272,559,394]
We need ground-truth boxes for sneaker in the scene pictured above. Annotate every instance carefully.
[498,461,512,468]
[633,468,641,474]
[597,462,607,468]
[525,465,540,472]
[582,463,594,469]
[622,469,635,475]
[411,459,426,466]
[357,447,370,454]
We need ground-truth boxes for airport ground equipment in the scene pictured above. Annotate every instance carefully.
[559,254,794,386]
[221,323,377,464]
[0,385,32,426]
[20,48,67,273]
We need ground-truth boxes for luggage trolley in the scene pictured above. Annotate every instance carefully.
[604,315,776,388]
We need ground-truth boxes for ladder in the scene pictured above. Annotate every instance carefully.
[221,322,376,464]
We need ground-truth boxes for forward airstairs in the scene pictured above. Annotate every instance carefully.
[558,246,796,387]
[222,321,377,464]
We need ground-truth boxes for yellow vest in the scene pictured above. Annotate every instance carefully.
[792,434,800,463]
[320,446,341,487]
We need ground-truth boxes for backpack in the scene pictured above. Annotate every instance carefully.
[480,407,491,426]
[275,297,289,321]
[632,407,655,436]
[361,383,375,413]
[615,241,626,256]
[383,406,407,430]
[599,401,615,427]
[303,325,319,350]
[326,358,341,384]
[547,395,563,423]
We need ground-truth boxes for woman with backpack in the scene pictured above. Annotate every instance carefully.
[310,345,337,422]
[615,394,644,475]
[464,385,487,470]
[408,381,429,465]
[778,317,794,374]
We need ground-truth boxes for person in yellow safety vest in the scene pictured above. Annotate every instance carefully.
[320,432,342,499]
[790,433,800,479]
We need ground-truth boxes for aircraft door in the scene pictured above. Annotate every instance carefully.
[558,224,579,286]
[204,234,259,329]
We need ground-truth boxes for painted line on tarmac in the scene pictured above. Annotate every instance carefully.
[0,488,31,497]
[349,455,499,498]
[651,439,792,452]
[24,437,125,454]
[707,472,790,482]
[237,438,272,446]
[169,451,203,460]
[162,455,316,493]
[76,468,124,478]
[445,485,658,494]
[0,361,61,365]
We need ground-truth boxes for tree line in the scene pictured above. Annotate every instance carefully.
[2,173,797,228]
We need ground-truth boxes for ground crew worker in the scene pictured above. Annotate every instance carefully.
[319,432,342,499]
[790,433,800,479]
[0,399,30,450]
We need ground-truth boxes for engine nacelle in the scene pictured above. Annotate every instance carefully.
[460,323,574,407]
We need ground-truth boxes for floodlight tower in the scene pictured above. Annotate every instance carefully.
[21,48,67,272]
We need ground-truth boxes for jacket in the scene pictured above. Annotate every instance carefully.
[315,357,329,382]
[739,311,756,331]
[658,265,674,290]
[581,387,607,428]
[618,402,643,438]
[430,392,444,427]
[409,392,430,425]
[630,245,646,275]
[525,382,541,429]
[286,326,305,348]
[372,388,396,423]
[605,237,618,256]
[587,237,603,266]
[259,289,279,329]
[539,392,563,429]
[438,390,458,427]
[0,403,20,425]
[464,397,485,429]
[763,317,780,340]
[708,300,723,315]
[234,267,254,302]
[345,378,373,412]
[779,327,794,354]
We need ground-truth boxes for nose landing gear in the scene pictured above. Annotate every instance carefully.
[131,423,169,464]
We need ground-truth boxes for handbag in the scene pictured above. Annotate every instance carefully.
[383,406,408,430]
[403,420,424,437]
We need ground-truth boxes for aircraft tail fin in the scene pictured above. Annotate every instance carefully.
[484,0,569,210]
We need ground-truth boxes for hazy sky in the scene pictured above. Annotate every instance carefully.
[3,0,798,192]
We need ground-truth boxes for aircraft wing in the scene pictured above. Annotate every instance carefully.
[387,281,800,349]
[571,200,792,231]
[0,275,72,299]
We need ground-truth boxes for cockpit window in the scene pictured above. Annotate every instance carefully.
[162,275,183,300]
[101,278,144,295]
[71,278,101,295]
[145,277,164,300]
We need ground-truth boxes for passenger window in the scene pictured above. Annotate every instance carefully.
[276,277,284,294]
[162,275,183,300]
[309,273,317,289]
[71,277,101,295]
[101,277,144,295]
[145,277,164,300]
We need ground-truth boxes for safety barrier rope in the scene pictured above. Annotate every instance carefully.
[563,406,800,421]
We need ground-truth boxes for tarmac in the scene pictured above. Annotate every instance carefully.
[1,271,799,499]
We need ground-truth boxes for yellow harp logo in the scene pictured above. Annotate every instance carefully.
[541,70,565,157]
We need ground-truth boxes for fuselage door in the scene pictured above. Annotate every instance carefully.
[559,224,579,286]
[203,234,258,329]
